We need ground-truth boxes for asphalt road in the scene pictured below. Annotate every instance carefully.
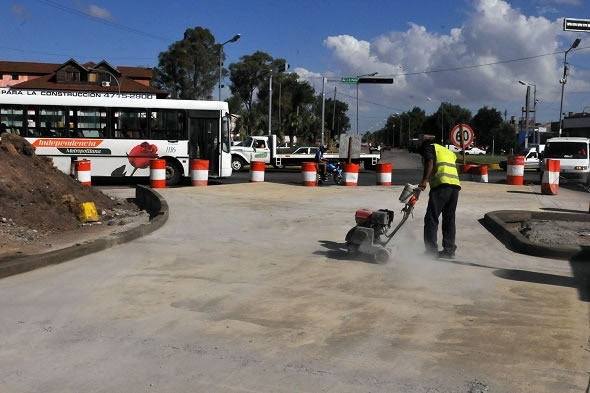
[221,150,560,187]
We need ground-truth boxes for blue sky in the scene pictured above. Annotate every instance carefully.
[2,0,590,134]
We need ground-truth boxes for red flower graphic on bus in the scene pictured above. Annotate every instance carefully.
[127,142,158,175]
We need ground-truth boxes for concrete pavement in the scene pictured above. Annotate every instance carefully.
[0,181,588,392]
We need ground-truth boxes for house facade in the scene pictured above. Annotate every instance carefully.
[0,59,166,97]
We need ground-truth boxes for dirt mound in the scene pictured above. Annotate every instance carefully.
[0,133,139,251]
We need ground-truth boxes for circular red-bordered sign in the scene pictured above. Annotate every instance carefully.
[450,124,475,148]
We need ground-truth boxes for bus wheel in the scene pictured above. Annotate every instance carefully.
[166,160,182,186]
[231,156,245,172]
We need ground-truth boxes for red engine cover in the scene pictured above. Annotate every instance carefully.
[355,209,373,225]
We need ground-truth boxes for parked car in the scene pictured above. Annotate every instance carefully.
[291,146,319,155]
[462,146,486,155]
[499,146,542,171]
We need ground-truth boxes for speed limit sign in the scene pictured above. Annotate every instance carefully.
[450,124,475,148]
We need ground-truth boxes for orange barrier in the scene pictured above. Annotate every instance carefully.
[250,161,265,182]
[150,159,166,189]
[342,163,360,186]
[301,162,317,186]
[506,155,524,185]
[74,159,91,186]
[376,163,392,186]
[471,165,488,183]
[190,159,209,186]
[541,159,560,195]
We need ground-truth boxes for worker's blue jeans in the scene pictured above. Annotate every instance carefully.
[424,185,460,252]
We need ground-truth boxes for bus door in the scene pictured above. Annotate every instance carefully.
[188,110,221,176]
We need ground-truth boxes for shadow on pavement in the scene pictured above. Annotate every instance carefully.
[315,240,377,264]
[507,190,543,195]
[540,207,589,214]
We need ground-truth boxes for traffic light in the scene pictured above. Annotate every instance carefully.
[358,78,393,84]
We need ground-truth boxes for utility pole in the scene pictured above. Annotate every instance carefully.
[268,73,272,136]
[524,85,530,149]
[321,77,326,145]
[331,86,336,140]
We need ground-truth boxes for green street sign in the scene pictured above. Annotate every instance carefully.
[341,77,359,84]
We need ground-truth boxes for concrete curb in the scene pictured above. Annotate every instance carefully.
[0,185,168,279]
[482,210,590,260]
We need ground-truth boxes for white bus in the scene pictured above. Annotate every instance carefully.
[0,88,232,185]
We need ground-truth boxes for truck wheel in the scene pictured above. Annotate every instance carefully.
[231,156,245,172]
[165,160,182,186]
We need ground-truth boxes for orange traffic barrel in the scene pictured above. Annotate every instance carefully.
[301,162,317,186]
[250,161,265,182]
[541,159,560,195]
[471,165,488,183]
[343,163,360,186]
[190,159,209,186]
[376,163,392,185]
[74,159,91,186]
[506,155,524,185]
[150,159,166,189]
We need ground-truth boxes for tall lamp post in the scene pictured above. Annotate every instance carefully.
[218,34,241,101]
[519,80,537,146]
[88,67,120,96]
[559,37,581,136]
[356,72,378,134]
[395,112,401,148]
[426,97,444,144]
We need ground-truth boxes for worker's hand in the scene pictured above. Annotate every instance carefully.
[418,180,427,191]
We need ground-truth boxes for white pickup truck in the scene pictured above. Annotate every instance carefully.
[230,135,381,172]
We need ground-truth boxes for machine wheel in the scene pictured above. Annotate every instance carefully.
[165,160,182,186]
[231,156,245,172]
[346,242,360,255]
[333,172,343,185]
[373,248,391,264]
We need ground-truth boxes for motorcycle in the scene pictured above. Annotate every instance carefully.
[317,160,343,185]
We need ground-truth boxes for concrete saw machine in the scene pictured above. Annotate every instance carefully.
[345,184,421,263]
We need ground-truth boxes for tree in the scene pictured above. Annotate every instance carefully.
[154,26,221,99]
[470,106,503,148]
[229,51,286,135]
[314,97,350,140]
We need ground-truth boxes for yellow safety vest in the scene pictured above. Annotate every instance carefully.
[428,144,461,189]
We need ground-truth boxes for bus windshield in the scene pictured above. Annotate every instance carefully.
[545,142,588,159]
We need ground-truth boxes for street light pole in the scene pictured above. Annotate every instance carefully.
[356,72,378,134]
[89,67,120,96]
[559,38,581,137]
[218,34,241,101]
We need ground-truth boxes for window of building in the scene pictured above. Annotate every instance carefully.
[65,71,80,82]
[0,105,25,136]
[0,73,4,80]
[150,109,186,140]
[112,108,148,139]
[11,74,19,80]
[88,72,97,82]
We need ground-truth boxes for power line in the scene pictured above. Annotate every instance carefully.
[36,0,172,43]
[0,45,156,62]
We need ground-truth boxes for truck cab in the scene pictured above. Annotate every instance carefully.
[541,137,590,185]
[230,136,271,171]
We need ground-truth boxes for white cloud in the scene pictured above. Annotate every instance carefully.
[319,0,590,123]
[542,0,582,5]
[85,4,113,20]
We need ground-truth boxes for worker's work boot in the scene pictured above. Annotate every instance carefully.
[438,249,456,260]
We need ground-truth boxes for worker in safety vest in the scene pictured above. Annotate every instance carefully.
[418,139,461,259]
